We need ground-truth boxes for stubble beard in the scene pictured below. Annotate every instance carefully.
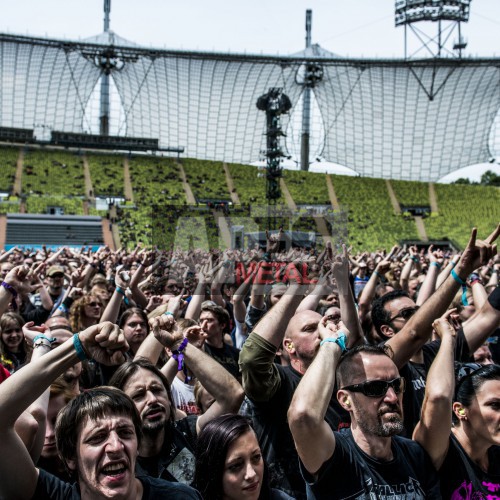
[355,404,404,437]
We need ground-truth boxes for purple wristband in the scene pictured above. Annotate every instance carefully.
[172,337,189,371]
[1,281,18,298]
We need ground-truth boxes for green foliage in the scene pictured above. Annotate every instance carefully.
[129,155,186,205]
[183,158,229,200]
[424,183,500,248]
[453,177,472,185]
[480,170,500,187]
[391,180,429,206]
[25,196,84,215]
[87,154,124,197]
[22,149,85,196]
[332,175,419,251]
[284,170,330,205]
[0,201,20,214]
[0,146,19,192]
[227,163,278,205]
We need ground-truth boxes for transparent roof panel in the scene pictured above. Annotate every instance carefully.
[0,34,498,181]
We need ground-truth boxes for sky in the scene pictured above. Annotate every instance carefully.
[2,0,500,181]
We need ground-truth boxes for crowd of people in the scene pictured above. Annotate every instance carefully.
[0,224,498,499]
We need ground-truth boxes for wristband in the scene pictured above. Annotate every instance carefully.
[163,311,174,316]
[33,334,57,345]
[116,286,130,305]
[1,281,18,297]
[172,337,189,371]
[73,333,90,361]
[430,262,442,269]
[320,332,347,353]
[451,269,469,306]
[411,256,419,264]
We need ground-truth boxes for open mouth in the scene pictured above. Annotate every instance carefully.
[144,407,165,420]
[101,463,127,478]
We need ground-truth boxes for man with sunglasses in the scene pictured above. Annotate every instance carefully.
[288,324,440,499]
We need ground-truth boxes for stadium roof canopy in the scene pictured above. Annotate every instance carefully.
[0,33,499,181]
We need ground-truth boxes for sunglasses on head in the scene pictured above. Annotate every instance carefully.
[389,306,419,322]
[341,377,406,398]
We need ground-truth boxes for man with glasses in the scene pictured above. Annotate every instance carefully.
[288,327,440,499]
[367,225,500,437]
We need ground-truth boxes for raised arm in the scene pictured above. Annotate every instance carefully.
[99,268,130,323]
[288,317,345,475]
[239,268,304,402]
[416,246,444,306]
[13,322,53,463]
[387,225,499,368]
[400,246,420,292]
[357,251,394,322]
[331,245,363,347]
[151,316,244,434]
[0,322,128,500]
[413,313,457,469]
[461,285,500,354]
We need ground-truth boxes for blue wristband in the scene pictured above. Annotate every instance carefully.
[163,311,174,316]
[115,286,125,295]
[451,269,469,306]
[73,333,89,361]
[33,334,57,344]
[430,262,442,269]
[320,333,347,353]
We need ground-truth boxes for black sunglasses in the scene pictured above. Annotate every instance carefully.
[87,302,102,307]
[388,306,419,323]
[341,377,406,398]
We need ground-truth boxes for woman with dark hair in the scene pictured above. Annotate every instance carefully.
[0,312,27,373]
[194,414,292,500]
[414,314,500,499]
[119,307,149,356]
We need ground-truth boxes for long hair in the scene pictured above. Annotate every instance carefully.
[0,312,26,370]
[194,414,271,500]
[109,358,175,425]
[69,294,103,332]
[118,307,149,333]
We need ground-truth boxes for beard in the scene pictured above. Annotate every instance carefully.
[355,403,404,437]
[141,404,167,434]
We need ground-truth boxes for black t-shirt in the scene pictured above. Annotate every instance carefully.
[34,468,201,499]
[135,416,197,485]
[246,363,350,500]
[301,429,441,499]
[203,342,240,379]
[440,434,500,499]
[399,329,471,438]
